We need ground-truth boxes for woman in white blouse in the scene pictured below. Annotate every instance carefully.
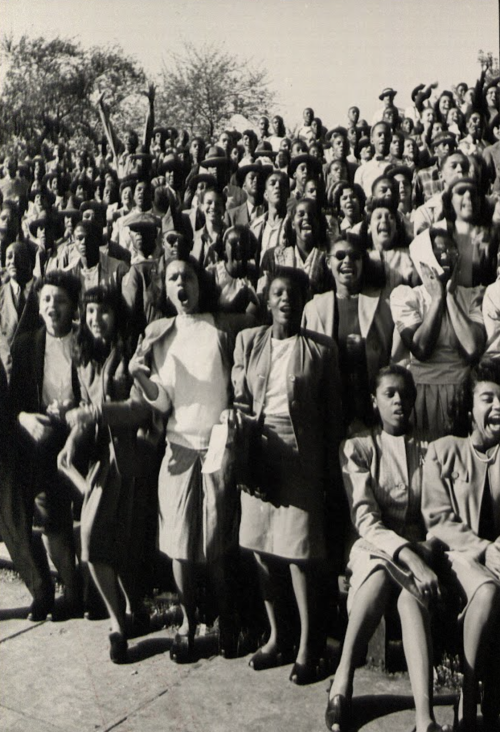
[129,257,252,662]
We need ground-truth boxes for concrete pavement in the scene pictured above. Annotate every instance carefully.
[0,564,459,732]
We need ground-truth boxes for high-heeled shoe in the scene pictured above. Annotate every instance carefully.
[249,645,290,670]
[109,632,128,664]
[170,632,194,664]
[325,694,350,732]
[27,595,54,622]
[289,659,319,685]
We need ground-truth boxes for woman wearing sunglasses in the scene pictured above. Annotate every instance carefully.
[303,233,394,430]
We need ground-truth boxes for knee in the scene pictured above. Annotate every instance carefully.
[397,588,427,617]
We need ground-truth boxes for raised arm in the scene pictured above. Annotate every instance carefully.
[445,275,485,361]
[141,83,156,152]
[95,91,120,168]
[391,266,445,362]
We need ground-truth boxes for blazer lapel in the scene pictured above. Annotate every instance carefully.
[253,328,272,421]
[359,288,381,339]
[2,283,19,339]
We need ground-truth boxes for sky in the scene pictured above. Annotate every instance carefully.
[1,0,498,130]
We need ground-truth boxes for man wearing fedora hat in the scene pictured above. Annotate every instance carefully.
[200,146,246,211]
[372,87,400,126]
[228,164,265,227]
[413,130,457,207]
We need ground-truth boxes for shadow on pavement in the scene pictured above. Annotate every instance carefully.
[350,692,457,731]
[0,604,31,620]
[128,630,221,663]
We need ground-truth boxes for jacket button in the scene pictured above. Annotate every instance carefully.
[451,471,459,480]
[291,400,297,408]
[289,375,295,381]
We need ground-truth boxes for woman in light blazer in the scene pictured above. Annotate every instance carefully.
[422,358,500,732]
[302,232,394,430]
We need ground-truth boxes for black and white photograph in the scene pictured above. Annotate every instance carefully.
[0,1,499,730]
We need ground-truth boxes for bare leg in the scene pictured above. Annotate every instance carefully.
[329,569,393,700]
[397,589,434,732]
[88,562,126,635]
[461,583,500,730]
[42,532,80,603]
[290,562,312,665]
[172,558,196,637]
[253,552,279,653]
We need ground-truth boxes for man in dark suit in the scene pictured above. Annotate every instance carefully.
[228,164,265,227]
[5,270,82,620]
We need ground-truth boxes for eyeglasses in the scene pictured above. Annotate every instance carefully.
[328,250,362,262]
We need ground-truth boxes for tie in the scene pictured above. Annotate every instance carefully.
[17,287,26,315]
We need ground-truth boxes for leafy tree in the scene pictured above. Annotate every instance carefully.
[0,34,147,152]
[157,43,275,138]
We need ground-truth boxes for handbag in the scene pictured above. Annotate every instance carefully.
[234,413,270,497]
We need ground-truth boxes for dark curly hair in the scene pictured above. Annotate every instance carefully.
[36,270,81,311]
[75,285,128,367]
[450,358,500,437]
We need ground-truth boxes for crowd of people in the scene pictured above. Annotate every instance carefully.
[1,67,500,732]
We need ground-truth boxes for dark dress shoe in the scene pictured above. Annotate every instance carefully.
[27,596,54,622]
[109,632,128,664]
[51,597,84,621]
[325,694,350,732]
[289,659,318,685]
[170,632,194,664]
[218,626,240,659]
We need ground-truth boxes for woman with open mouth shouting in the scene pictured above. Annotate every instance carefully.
[423,358,500,732]
[390,227,485,440]
[258,198,332,300]
[128,256,253,663]
[232,267,341,686]
[303,232,394,431]
[359,196,417,299]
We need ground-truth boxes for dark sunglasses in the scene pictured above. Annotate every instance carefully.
[329,250,362,262]
[164,233,183,245]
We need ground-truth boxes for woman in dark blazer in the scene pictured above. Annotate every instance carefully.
[232,267,342,685]
[59,286,152,664]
